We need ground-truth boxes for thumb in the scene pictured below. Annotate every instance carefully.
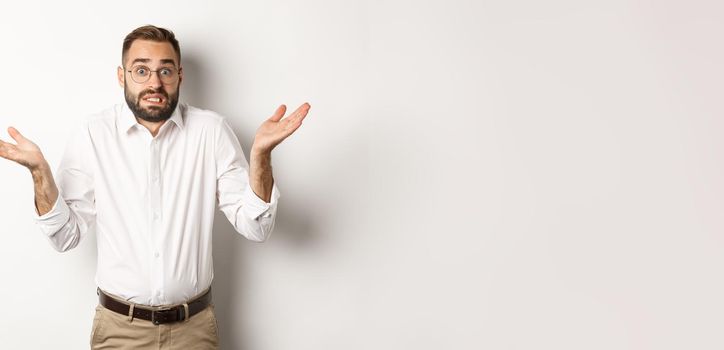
[268,104,286,122]
[7,127,26,143]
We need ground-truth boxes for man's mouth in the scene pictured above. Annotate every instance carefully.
[142,94,166,105]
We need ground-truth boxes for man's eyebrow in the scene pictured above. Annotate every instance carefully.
[129,58,178,67]
[160,59,177,66]
[130,58,150,66]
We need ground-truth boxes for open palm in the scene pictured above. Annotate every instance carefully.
[0,127,45,170]
[252,103,310,154]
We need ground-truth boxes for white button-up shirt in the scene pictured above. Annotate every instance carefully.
[33,102,280,306]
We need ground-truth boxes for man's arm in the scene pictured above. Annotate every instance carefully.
[1,126,96,252]
[248,151,274,203]
[0,127,59,215]
[31,162,60,216]
[215,103,309,242]
[249,103,310,202]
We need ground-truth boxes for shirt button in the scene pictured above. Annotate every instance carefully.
[156,291,161,297]
[153,212,159,220]
[154,252,160,258]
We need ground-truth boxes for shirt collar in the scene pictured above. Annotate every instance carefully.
[118,101,185,134]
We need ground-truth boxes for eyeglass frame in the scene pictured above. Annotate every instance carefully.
[121,64,182,85]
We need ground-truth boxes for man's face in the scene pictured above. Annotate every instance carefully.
[117,40,183,123]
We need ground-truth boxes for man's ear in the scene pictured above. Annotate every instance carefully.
[117,66,125,88]
[178,66,183,85]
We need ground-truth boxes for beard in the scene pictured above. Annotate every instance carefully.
[124,85,179,123]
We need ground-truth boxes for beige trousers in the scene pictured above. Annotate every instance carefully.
[90,303,220,349]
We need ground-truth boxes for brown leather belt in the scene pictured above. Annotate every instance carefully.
[97,288,212,325]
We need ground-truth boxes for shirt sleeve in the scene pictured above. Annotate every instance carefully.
[215,117,280,242]
[32,123,96,252]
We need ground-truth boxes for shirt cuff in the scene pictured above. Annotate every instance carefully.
[241,184,280,220]
[32,194,70,236]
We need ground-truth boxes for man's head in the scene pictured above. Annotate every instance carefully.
[117,25,183,123]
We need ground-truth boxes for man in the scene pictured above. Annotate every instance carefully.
[0,25,310,349]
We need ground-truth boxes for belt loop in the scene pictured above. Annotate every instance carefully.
[128,303,135,322]
[183,303,189,322]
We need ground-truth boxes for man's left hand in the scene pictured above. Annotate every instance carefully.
[251,102,311,155]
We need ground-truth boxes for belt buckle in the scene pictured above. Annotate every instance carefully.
[151,307,171,325]
[151,306,185,325]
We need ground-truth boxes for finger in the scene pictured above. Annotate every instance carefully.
[288,102,311,123]
[282,121,303,140]
[0,140,15,160]
[281,116,304,136]
[297,102,312,122]
[268,104,286,122]
[0,137,14,152]
[8,127,26,143]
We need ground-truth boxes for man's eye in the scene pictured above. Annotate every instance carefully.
[160,68,172,76]
[136,68,148,75]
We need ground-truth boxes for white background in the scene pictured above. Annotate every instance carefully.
[1,0,723,349]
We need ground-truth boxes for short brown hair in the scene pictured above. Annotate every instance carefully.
[122,25,180,66]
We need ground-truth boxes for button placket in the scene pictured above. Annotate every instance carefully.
[149,138,164,304]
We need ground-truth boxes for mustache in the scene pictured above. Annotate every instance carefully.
[139,88,169,100]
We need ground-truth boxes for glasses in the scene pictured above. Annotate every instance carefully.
[125,65,180,84]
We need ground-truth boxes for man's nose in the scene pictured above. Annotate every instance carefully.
[146,71,163,88]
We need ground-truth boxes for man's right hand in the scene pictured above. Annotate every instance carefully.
[0,126,58,215]
[0,127,47,171]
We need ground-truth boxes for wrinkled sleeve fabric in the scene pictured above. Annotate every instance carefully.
[32,123,96,252]
[215,117,280,242]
